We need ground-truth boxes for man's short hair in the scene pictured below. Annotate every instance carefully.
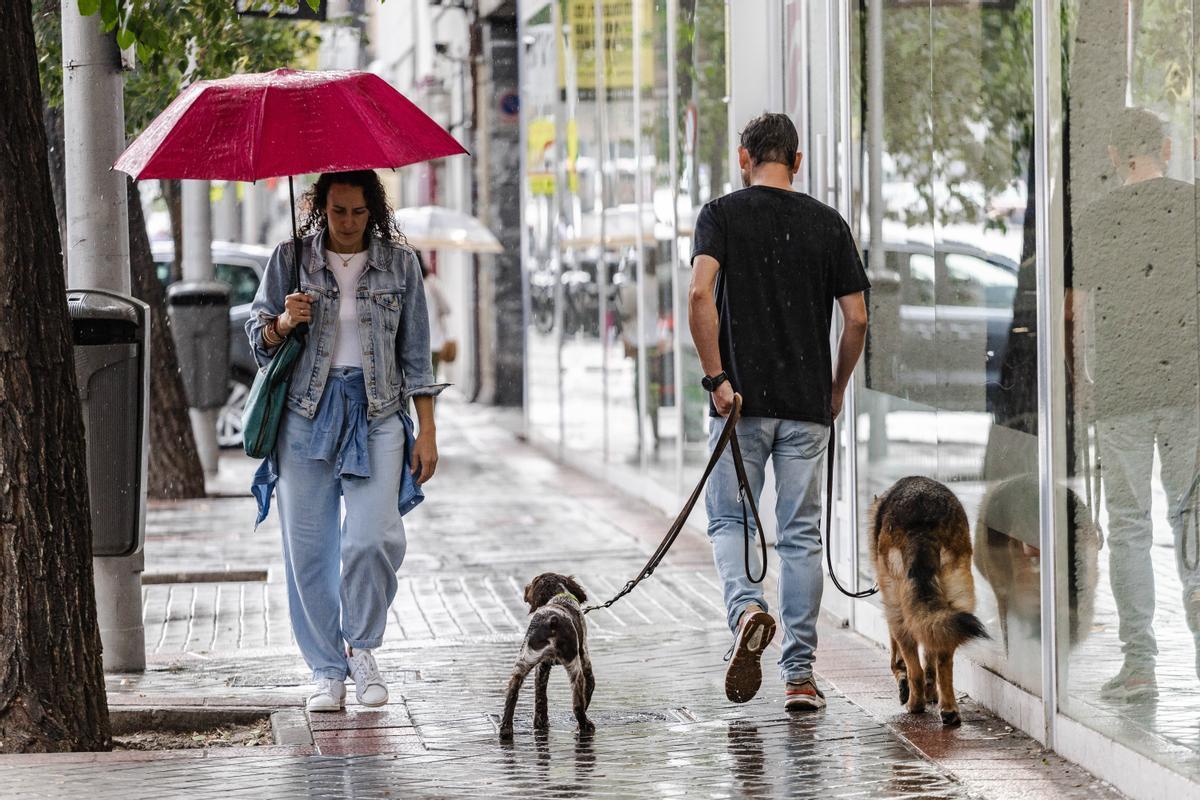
[1109,107,1167,161]
[740,113,799,168]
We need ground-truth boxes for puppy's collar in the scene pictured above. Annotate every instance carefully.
[552,591,579,604]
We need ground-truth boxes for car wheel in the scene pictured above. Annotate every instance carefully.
[217,378,250,448]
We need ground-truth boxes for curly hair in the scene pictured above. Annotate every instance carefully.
[298,170,405,244]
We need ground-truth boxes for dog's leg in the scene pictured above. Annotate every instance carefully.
[889,633,910,705]
[896,633,926,714]
[499,659,534,739]
[566,661,595,736]
[935,650,961,726]
[533,662,551,730]
[921,648,936,705]
[580,648,596,709]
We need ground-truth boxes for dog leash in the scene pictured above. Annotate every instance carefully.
[824,420,878,599]
[583,394,768,615]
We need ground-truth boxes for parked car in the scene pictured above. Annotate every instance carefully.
[863,240,1019,412]
[152,241,273,447]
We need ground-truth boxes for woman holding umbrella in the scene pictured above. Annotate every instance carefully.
[115,68,467,713]
[248,170,445,712]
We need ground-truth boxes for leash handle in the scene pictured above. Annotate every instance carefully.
[584,394,768,614]
[824,419,878,599]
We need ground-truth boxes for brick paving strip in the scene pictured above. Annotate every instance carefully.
[0,401,1127,800]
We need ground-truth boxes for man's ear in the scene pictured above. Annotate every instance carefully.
[738,146,752,172]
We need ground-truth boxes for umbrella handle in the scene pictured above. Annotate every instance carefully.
[288,175,309,338]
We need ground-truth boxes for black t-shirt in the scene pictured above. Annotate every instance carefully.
[690,186,870,423]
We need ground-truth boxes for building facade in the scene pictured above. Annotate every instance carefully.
[517,1,1200,797]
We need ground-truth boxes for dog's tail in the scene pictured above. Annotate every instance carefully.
[906,537,990,651]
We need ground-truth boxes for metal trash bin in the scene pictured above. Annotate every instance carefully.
[167,280,230,410]
[67,289,150,558]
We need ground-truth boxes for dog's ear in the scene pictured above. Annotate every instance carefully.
[523,580,534,610]
[563,575,588,604]
[525,573,554,613]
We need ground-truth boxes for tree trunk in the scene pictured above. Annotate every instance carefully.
[127,179,207,499]
[42,101,67,275]
[161,178,184,284]
[0,1,110,753]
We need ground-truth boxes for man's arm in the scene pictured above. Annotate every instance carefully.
[832,292,868,419]
[688,254,735,416]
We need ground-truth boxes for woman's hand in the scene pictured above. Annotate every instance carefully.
[276,291,314,335]
[411,429,438,485]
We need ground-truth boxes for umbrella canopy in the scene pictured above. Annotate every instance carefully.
[395,206,503,254]
[115,68,466,181]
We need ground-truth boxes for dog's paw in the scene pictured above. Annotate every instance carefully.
[898,678,910,705]
[940,709,962,726]
[499,725,514,740]
[533,715,549,731]
[577,720,596,737]
[906,698,927,715]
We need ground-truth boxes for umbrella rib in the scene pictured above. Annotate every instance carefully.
[250,80,271,183]
[336,81,392,168]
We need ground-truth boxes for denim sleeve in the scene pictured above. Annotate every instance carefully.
[246,240,293,369]
[397,248,449,399]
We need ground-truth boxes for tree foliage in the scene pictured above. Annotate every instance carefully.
[34,1,321,138]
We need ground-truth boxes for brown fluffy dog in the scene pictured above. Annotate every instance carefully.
[869,476,989,725]
[499,573,594,739]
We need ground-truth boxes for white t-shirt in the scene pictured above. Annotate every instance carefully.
[424,274,451,351]
[327,249,368,367]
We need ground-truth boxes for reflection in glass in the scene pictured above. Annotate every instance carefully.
[851,0,1043,694]
[1062,0,1200,773]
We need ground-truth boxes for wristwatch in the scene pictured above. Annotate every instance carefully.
[701,371,729,392]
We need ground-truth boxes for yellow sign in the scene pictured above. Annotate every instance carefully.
[526,117,581,195]
[558,0,654,93]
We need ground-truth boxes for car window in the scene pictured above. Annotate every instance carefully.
[942,252,1017,309]
[214,262,261,306]
[904,253,935,306]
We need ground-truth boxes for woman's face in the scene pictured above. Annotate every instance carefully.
[324,183,370,252]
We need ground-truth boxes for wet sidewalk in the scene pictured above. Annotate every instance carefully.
[0,399,1125,799]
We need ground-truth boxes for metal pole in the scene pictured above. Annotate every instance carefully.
[667,0,683,500]
[593,0,610,464]
[181,179,220,478]
[1033,0,1067,751]
[633,0,649,473]
[61,0,145,673]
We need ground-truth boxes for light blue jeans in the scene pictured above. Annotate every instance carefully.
[706,416,830,682]
[275,385,408,681]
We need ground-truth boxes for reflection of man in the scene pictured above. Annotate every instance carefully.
[1075,107,1200,700]
[689,113,869,710]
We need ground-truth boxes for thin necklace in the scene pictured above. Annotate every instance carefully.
[333,250,356,268]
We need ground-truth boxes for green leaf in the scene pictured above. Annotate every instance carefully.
[99,0,117,26]
[76,0,100,16]
[306,0,320,12]
[116,27,135,50]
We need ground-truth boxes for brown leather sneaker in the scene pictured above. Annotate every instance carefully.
[724,605,776,703]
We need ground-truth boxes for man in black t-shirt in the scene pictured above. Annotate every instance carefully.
[689,113,869,710]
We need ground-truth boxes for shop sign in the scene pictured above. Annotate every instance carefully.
[557,0,654,93]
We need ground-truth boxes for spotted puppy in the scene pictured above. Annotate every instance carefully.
[499,573,595,739]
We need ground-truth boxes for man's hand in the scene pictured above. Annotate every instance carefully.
[713,382,736,417]
[831,384,846,420]
[411,430,438,484]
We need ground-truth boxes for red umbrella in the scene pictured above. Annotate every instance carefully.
[115,68,466,290]
[115,68,466,181]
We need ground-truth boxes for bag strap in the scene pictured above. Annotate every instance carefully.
[584,393,768,614]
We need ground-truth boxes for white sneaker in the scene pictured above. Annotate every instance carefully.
[306,677,347,712]
[347,649,389,707]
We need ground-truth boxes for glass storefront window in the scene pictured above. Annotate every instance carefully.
[850,0,1043,695]
[1060,0,1200,779]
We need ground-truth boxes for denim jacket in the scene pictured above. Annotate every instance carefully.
[246,227,447,420]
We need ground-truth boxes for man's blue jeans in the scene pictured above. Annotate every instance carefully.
[705,415,829,683]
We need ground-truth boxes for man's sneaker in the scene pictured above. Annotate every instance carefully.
[347,648,389,707]
[1099,662,1157,702]
[724,605,776,703]
[784,677,827,711]
[306,677,346,712]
